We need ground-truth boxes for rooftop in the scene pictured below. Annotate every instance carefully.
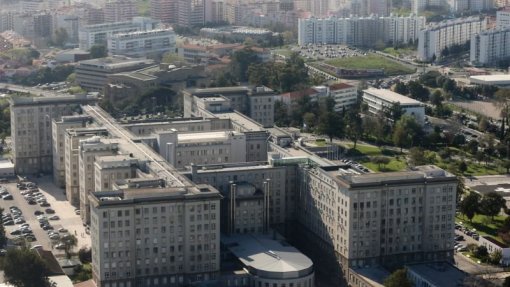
[214,111,264,132]
[482,236,509,248]
[9,94,97,107]
[363,88,422,105]
[78,56,154,69]
[470,74,510,83]
[406,262,467,287]
[222,233,313,279]
[329,82,355,90]
[0,159,14,169]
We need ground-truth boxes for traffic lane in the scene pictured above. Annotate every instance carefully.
[454,252,504,275]
[0,182,63,254]
[31,177,90,249]
[455,229,479,247]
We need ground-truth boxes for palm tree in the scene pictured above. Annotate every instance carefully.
[60,234,78,259]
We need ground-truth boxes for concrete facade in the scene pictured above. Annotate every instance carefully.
[362,88,425,125]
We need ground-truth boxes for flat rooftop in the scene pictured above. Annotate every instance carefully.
[0,159,14,169]
[470,74,510,84]
[222,233,313,279]
[363,88,422,105]
[187,86,250,95]
[10,95,97,107]
[177,131,242,143]
[214,112,264,132]
[406,262,466,287]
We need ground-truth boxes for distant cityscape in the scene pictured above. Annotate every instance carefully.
[2,0,510,287]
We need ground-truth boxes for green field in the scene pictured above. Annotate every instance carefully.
[361,158,407,172]
[325,54,415,75]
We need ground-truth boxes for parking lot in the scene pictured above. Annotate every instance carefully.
[296,44,364,60]
[0,176,90,255]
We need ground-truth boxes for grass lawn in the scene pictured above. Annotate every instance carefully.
[273,49,294,58]
[345,143,383,156]
[361,158,407,172]
[324,54,415,75]
[456,214,506,242]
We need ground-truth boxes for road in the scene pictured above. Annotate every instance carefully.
[0,83,63,98]
[464,175,510,188]
[454,252,504,275]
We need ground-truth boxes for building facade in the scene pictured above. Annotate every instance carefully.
[298,14,426,46]
[362,88,425,125]
[108,28,176,58]
[470,28,510,66]
[9,95,97,175]
[418,16,487,61]
[105,0,138,23]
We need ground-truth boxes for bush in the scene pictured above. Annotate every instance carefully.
[474,245,489,261]
[78,247,91,263]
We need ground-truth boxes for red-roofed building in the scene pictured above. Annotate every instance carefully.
[277,83,358,112]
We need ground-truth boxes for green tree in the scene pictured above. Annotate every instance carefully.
[53,27,68,48]
[489,250,502,265]
[303,112,316,131]
[494,89,510,139]
[316,111,343,142]
[274,100,290,126]
[409,147,426,166]
[408,80,429,102]
[385,102,404,122]
[89,44,107,59]
[1,247,53,287]
[458,161,468,174]
[0,208,6,248]
[480,192,506,221]
[503,160,510,174]
[230,48,260,82]
[372,156,391,170]
[345,110,363,149]
[78,247,92,263]
[474,245,489,259]
[459,192,480,223]
[60,234,78,259]
[393,82,409,95]
[392,115,423,151]
[383,269,412,287]
[430,90,444,106]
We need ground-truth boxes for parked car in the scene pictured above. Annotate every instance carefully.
[34,211,44,216]
[45,209,55,214]
[58,228,68,233]
[49,215,59,221]
[2,194,13,200]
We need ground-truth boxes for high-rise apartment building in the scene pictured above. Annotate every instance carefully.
[105,0,138,23]
[418,16,487,61]
[52,115,92,188]
[177,0,206,27]
[90,181,222,287]
[150,0,178,23]
[9,95,97,175]
[298,14,426,47]
[497,9,510,28]
[470,27,510,66]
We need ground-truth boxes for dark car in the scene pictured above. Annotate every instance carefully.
[10,230,21,235]
[27,200,37,205]
[34,211,44,216]
[4,220,13,226]
[40,202,50,207]
[45,209,55,214]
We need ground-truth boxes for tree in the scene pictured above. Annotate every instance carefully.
[345,110,363,149]
[504,160,510,174]
[480,192,506,221]
[409,147,426,166]
[372,156,391,170]
[303,112,316,131]
[393,82,409,95]
[231,48,261,82]
[161,52,184,63]
[504,276,510,287]
[316,111,343,142]
[385,102,404,122]
[474,245,489,259]
[53,28,68,48]
[458,161,468,174]
[408,80,429,102]
[430,90,444,106]
[459,192,480,223]
[89,44,107,59]
[494,89,510,139]
[78,247,92,264]
[392,115,423,151]
[0,208,6,248]
[60,234,78,259]
[490,250,503,265]
[1,247,53,287]
[383,269,412,287]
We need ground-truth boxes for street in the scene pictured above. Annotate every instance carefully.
[0,176,90,255]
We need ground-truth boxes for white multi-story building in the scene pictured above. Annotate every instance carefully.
[79,17,160,50]
[108,28,176,58]
[362,88,425,125]
[298,14,426,46]
[470,27,510,66]
[90,180,222,287]
[417,16,487,61]
[497,9,510,29]
[329,83,358,111]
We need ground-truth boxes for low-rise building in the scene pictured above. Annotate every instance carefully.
[0,159,14,178]
[221,233,315,287]
[329,83,358,111]
[469,74,510,86]
[406,262,467,287]
[479,236,510,265]
[76,56,154,92]
[108,28,176,58]
[362,88,425,125]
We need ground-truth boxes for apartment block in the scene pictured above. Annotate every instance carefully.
[177,0,206,27]
[65,127,109,207]
[296,165,457,287]
[79,17,160,50]
[105,0,138,23]
[52,115,91,188]
[150,0,177,23]
[418,16,487,61]
[470,27,510,66]
[79,137,120,224]
[298,14,426,46]
[89,181,221,287]
[183,86,275,128]
[108,28,176,58]
[362,88,425,125]
[94,155,141,192]
[497,9,510,29]
[75,56,154,92]
[9,95,97,175]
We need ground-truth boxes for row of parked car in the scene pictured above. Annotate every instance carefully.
[455,223,480,240]
[0,186,13,200]
[5,206,36,243]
